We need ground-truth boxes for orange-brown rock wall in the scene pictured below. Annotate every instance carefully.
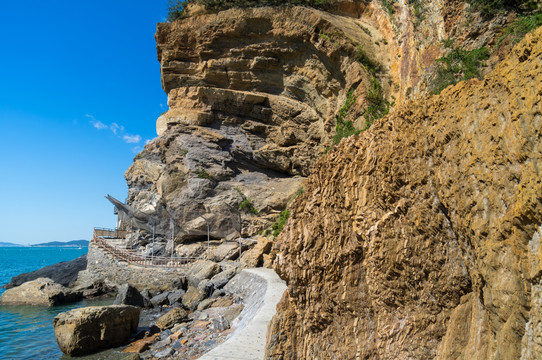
[268,26,542,360]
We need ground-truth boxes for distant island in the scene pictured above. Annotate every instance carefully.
[31,240,89,247]
[0,241,23,247]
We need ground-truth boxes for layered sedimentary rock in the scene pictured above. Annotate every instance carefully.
[267,27,542,359]
[125,0,514,249]
[127,4,383,243]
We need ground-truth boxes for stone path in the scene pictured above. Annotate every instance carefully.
[199,268,287,360]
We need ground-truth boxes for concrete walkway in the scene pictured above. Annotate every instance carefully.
[199,268,287,360]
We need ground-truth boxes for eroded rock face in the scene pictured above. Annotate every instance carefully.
[53,305,140,356]
[0,278,82,306]
[268,27,542,360]
[125,5,386,242]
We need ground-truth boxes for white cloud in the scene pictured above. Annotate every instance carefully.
[123,134,142,144]
[86,114,108,130]
[145,139,152,145]
[110,122,120,134]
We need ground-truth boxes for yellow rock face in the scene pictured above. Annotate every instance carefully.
[268,27,542,360]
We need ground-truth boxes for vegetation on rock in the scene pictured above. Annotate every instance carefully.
[332,89,359,144]
[468,0,539,16]
[272,209,290,238]
[431,45,489,94]
[497,10,542,44]
[167,0,331,21]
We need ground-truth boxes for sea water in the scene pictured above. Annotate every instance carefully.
[0,246,93,359]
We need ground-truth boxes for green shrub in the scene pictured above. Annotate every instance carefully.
[430,46,490,95]
[239,199,258,214]
[333,89,360,144]
[468,0,537,16]
[272,209,290,237]
[498,11,542,45]
[381,0,396,14]
[195,168,213,179]
[236,188,259,215]
[363,77,390,129]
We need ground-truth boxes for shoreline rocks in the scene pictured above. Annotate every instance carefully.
[0,277,82,306]
[3,255,87,289]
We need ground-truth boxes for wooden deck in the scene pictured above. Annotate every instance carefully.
[92,228,197,269]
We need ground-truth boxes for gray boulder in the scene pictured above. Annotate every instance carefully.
[114,284,145,307]
[0,277,82,306]
[140,289,153,308]
[150,292,170,307]
[3,255,87,289]
[53,305,140,356]
[167,289,185,305]
[186,260,221,288]
[210,268,237,289]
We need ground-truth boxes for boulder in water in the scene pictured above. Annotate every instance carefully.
[53,305,140,356]
[0,277,82,306]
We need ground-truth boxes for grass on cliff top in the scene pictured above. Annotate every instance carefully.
[167,0,331,21]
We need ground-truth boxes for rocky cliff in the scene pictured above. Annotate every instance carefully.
[267,24,542,360]
[125,0,516,246]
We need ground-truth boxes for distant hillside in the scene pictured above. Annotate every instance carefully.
[0,242,23,247]
[31,240,89,247]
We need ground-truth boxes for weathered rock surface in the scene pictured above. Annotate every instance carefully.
[3,255,86,289]
[0,277,82,306]
[183,286,208,310]
[114,284,146,307]
[186,260,221,287]
[268,26,542,360]
[53,305,140,356]
[155,307,190,330]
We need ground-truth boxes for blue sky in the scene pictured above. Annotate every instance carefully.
[0,1,169,244]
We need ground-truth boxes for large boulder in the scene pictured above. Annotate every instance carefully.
[239,237,273,267]
[53,305,140,356]
[0,278,82,306]
[114,284,145,307]
[3,255,87,289]
[210,243,239,262]
[186,260,221,287]
[182,286,207,310]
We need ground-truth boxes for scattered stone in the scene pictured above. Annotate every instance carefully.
[0,278,82,306]
[150,292,169,307]
[155,307,190,330]
[114,284,145,307]
[211,296,234,308]
[182,286,207,310]
[53,305,140,356]
[197,298,217,311]
[167,289,185,305]
[153,347,174,358]
[123,333,159,353]
[210,316,230,331]
[3,255,87,289]
[120,354,141,360]
[170,331,183,342]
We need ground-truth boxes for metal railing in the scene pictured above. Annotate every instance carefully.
[92,229,197,269]
[93,227,127,239]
